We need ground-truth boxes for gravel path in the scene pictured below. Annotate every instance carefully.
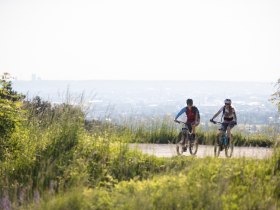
[129,144,273,159]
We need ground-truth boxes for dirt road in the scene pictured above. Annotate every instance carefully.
[129,144,273,159]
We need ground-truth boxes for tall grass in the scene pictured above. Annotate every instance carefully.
[85,117,276,147]
[0,98,169,209]
[36,149,280,210]
[1,96,279,209]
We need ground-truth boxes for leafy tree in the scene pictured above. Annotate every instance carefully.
[0,73,25,139]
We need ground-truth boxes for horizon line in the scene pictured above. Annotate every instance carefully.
[13,79,276,83]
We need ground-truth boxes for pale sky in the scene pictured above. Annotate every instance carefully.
[0,0,279,81]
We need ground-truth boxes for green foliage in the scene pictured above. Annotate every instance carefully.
[119,120,275,147]
[86,116,276,147]
[36,156,280,210]
[0,94,87,206]
[0,73,25,140]
[130,118,178,143]
[0,95,170,208]
[1,76,280,209]
[38,188,89,210]
[0,73,26,165]
[0,73,24,101]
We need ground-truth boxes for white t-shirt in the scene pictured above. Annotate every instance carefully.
[218,106,236,122]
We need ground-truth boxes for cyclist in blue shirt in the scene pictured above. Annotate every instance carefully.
[174,99,200,140]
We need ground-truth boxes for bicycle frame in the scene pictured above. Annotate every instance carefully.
[175,120,198,155]
[177,121,192,142]
[210,120,234,158]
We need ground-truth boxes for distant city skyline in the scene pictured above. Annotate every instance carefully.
[1,0,280,82]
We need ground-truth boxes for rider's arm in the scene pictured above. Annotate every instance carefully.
[211,107,223,120]
[175,107,186,120]
[195,108,200,122]
[232,108,237,123]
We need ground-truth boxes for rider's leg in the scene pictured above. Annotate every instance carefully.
[218,130,223,144]
[178,131,183,143]
[227,123,235,142]
[178,131,187,151]
[191,121,199,140]
[226,127,231,140]
[218,123,226,145]
[191,124,196,139]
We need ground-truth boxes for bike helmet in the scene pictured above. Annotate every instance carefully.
[186,99,193,106]
[224,99,231,105]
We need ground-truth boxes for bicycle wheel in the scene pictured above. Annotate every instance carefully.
[225,135,233,158]
[189,138,198,155]
[214,135,221,157]
[176,136,187,155]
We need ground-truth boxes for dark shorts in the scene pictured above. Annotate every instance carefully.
[186,121,200,132]
[220,122,235,132]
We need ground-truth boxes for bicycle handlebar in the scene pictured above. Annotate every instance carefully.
[210,120,236,126]
[210,120,222,125]
[174,120,187,125]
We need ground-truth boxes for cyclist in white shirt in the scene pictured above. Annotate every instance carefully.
[210,99,237,141]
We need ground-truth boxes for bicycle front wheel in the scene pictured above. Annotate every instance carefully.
[214,135,221,157]
[189,138,198,155]
[225,136,234,158]
[176,138,187,155]
[176,143,187,155]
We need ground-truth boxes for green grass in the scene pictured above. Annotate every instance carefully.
[86,117,276,147]
[36,151,280,210]
[1,98,280,209]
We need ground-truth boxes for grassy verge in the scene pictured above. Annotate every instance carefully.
[36,148,280,210]
[1,98,279,209]
[86,118,276,147]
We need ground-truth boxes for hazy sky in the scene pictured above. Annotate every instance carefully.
[0,0,279,81]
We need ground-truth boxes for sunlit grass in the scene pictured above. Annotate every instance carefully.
[0,96,279,209]
[36,151,280,210]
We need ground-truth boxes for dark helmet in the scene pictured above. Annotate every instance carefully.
[186,99,193,106]
[224,99,232,105]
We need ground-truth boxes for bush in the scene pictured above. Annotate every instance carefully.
[36,156,280,210]
[0,73,25,141]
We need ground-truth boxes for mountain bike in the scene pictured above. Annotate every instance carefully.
[175,121,198,155]
[210,120,234,158]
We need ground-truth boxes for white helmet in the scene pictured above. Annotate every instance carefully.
[224,99,231,105]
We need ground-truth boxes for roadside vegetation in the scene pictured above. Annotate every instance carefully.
[0,73,279,209]
[85,117,277,147]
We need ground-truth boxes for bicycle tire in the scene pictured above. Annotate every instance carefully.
[214,135,221,157]
[176,137,187,155]
[225,135,234,158]
[189,138,198,155]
